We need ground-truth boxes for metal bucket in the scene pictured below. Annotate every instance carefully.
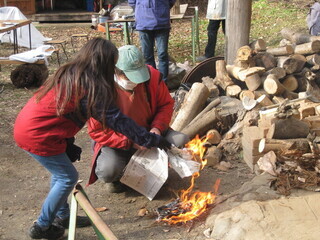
[181,56,224,85]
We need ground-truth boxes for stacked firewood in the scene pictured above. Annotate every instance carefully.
[170,27,320,172]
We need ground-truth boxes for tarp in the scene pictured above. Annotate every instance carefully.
[0,6,50,49]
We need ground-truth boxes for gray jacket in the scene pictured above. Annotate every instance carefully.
[206,0,227,20]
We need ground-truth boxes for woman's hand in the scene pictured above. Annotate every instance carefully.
[150,127,161,135]
[132,143,147,150]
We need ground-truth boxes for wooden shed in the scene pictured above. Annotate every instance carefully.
[0,0,36,15]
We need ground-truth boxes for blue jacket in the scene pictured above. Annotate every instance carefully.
[129,0,176,30]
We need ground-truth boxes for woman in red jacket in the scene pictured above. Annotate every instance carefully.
[13,38,171,240]
[87,45,189,193]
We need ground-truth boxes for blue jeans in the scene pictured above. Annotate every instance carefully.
[139,29,170,81]
[205,19,225,58]
[27,152,78,228]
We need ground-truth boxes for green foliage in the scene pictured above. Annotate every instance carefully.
[169,0,309,63]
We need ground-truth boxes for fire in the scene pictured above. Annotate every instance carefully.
[160,135,220,225]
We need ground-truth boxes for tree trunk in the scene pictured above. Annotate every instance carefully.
[225,0,252,64]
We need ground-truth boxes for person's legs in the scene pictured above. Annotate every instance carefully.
[155,28,170,82]
[28,152,78,228]
[205,19,222,58]
[139,30,156,69]
[95,147,135,183]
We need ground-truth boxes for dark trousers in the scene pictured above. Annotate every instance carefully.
[138,29,170,81]
[205,19,225,58]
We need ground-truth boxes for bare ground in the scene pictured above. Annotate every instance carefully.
[0,22,255,240]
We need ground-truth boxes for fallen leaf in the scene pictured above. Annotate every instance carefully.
[95,207,108,212]
[137,207,148,216]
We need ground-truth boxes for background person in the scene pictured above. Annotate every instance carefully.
[87,45,189,193]
[128,0,176,82]
[197,0,227,62]
[14,38,171,240]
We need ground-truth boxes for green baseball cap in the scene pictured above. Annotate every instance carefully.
[116,45,150,84]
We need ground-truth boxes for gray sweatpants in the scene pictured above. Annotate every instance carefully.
[95,129,189,183]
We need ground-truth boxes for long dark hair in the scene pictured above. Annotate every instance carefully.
[35,37,118,126]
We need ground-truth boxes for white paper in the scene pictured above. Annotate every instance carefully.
[120,148,168,201]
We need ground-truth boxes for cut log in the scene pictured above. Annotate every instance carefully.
[254,89,270,98]
[249,39,266,52]
[294,41,320,55]
[244,73,262,91]
[281,27,320,44]
[239,90,255,101]
[242,96,257,110]
[187,98,221,127]
[306,54,320,66]
[181,108,219,138]
[204,146,222,167]
[265,67,286,79]
[206,129,222,145]
[202,76,220,98]
[272,96,286,104]
[226,65,265,81]
[170,82,210,131]
[291,54,307,72]
[256,94,273,107]
[266,45,294,56]
[214,60,235,88]
[263,74,286,95]
[236,45,253,61]
[281,75,298,92]
[259,138,310,154]
[266,117,310,139]
[253,52,277,70]
[277,56,299,74]
[234,58,255,68]
[226,85,242,97]
[170,88,188,125]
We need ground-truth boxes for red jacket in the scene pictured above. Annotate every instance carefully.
[14,89,82,156]
[87,65,174,185]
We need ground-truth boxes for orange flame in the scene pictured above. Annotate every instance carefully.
[161,135,220,224]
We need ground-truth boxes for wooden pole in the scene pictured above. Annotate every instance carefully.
[225,0,252,64]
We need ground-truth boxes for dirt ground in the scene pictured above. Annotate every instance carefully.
[0,23,255,240]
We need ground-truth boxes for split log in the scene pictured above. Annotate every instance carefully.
[277,56,299,74]
[259,138,310,154]
[244,73,262,91]
[294,41,320,55]
[306,54,320,66]
[266,45,294,56]
[181,108,220,138]
[170,82,210,131]
[280,27,320,44]
[236,45,252,61]
[253,52,277,70]
[170,88,188,125]
[266,117,310,139]
[187,98,221,127]
[206,129,222,145]
[263,74,286,95]
[249,39,266,52]
[281,75,298,92]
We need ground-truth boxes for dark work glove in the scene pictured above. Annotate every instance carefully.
[66,138,82,162]
[157,136,172,151]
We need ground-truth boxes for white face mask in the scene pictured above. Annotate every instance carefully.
[114,74,137,91]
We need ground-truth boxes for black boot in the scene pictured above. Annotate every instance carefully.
[29,222,65,239]
[53,216,91,229]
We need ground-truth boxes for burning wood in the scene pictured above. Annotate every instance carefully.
[156,135,220,225]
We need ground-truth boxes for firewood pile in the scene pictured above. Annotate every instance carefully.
[170,27,320,193]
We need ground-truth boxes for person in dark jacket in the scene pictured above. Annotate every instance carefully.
[87,45,189,193]
[128,0,176,82]
[13,38,171,240]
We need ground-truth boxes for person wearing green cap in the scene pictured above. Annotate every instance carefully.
[87,45,189,193]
